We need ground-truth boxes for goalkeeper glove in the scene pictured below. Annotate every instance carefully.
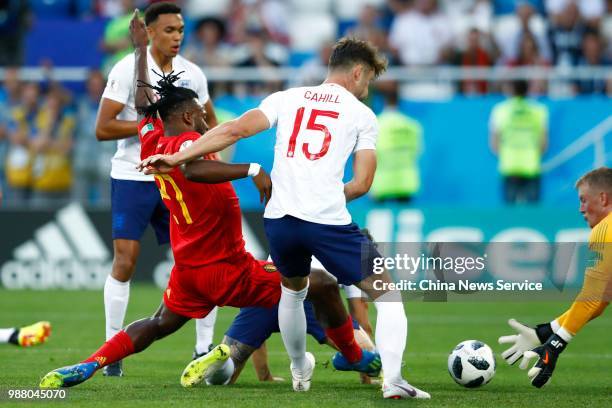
[522,333,568,388]
[498,319,554,365]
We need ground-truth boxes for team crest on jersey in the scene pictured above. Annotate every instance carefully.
[178,79,190,88]
[107,79,119,92]
[140,123,155,137]
[263,263,277,273]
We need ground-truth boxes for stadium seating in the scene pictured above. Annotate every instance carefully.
[185,0,231,18]
[492,13,548,57]
[288,13,337,52]
[333,0,385,21]
[29,0,73,18]
[290,0,333,13]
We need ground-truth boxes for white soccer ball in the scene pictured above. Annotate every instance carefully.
[448,340,496,388]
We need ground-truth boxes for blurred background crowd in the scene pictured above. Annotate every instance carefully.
[0,0,610,208]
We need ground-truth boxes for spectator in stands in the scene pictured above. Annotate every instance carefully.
[439,0,493,33]
[0,1,30,66]
[389,0,454,66]
[575,28,612,94]
[454,28,496,94]
[0,68,22,108]
[508,32,550,95]
[0,68,22,198]
[546,0,605,28]
[101,0,137,74]
[501,1,552,63]
[226,0,289,46]
[296,42,333,86]
[29,88,76,206]
[490,80,548,205]
[257,0,289,46]
[4,82,41,204]
[234,26,287,94]
[370,82,423,203]
[348,4,392,63]
[548,1,586,66]
[184,17,234,68]
[97,0,148,18]
[74,70,114,205]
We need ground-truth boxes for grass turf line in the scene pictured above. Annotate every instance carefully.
[0,286,611,407]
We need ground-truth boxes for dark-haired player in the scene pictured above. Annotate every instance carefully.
[140,37,429,399]
[499,167,612,388]
[94,2,220,376]
[39,14,379,389]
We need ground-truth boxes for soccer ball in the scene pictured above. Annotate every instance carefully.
[448,340,496,388]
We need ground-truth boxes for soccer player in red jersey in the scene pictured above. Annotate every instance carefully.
[39,13,380,389]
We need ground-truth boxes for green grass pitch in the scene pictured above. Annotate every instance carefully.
[0,286,611,407]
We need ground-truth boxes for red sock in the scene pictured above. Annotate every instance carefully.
[82,331,135,368]
[325,317,363,364]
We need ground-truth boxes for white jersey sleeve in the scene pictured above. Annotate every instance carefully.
[187,61,210,105]
[258,91,284,128]
[354,108,378,152]
[102,54,134,105]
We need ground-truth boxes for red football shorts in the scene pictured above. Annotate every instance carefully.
[163,252,281,319]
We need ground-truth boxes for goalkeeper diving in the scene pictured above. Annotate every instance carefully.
[499,167,612,388]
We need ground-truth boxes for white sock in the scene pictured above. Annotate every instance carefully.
[104,275,130,340]
[195,307,218,354]
[556,327,573,343]
[205,358,235,385]
[550,319,561,333]
[374,291,407,384]
[278,282,309,371]
[0,328,16,343]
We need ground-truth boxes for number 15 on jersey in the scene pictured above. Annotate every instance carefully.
[287,107,340,161]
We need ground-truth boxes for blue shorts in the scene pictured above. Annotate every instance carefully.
[110,178,170,244]
[225,301,326,349]
[264,215,380,286]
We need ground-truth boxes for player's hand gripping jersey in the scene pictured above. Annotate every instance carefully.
[259,83,378,225]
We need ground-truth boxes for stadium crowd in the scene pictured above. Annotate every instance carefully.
[0,0,610,205]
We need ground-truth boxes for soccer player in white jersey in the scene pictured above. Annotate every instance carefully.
[94,2,218,376]
[139,37,430,399]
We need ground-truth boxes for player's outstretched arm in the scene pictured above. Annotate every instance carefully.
[181,160,272,203]
[138,109,270,171]
[344,149,376,202]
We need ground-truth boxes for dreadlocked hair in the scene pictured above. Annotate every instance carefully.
[136,70,199,121]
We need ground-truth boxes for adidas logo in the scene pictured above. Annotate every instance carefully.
[0,203,112,290]
[1,204,267,290]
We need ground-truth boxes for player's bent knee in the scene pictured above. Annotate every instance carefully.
[112,255,137,281]
[308,270,338,299]
[112,240,140,279]
[281,276,309,291]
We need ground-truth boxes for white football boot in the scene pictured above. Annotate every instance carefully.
[382,379,431,399]
[290,352,315,392]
